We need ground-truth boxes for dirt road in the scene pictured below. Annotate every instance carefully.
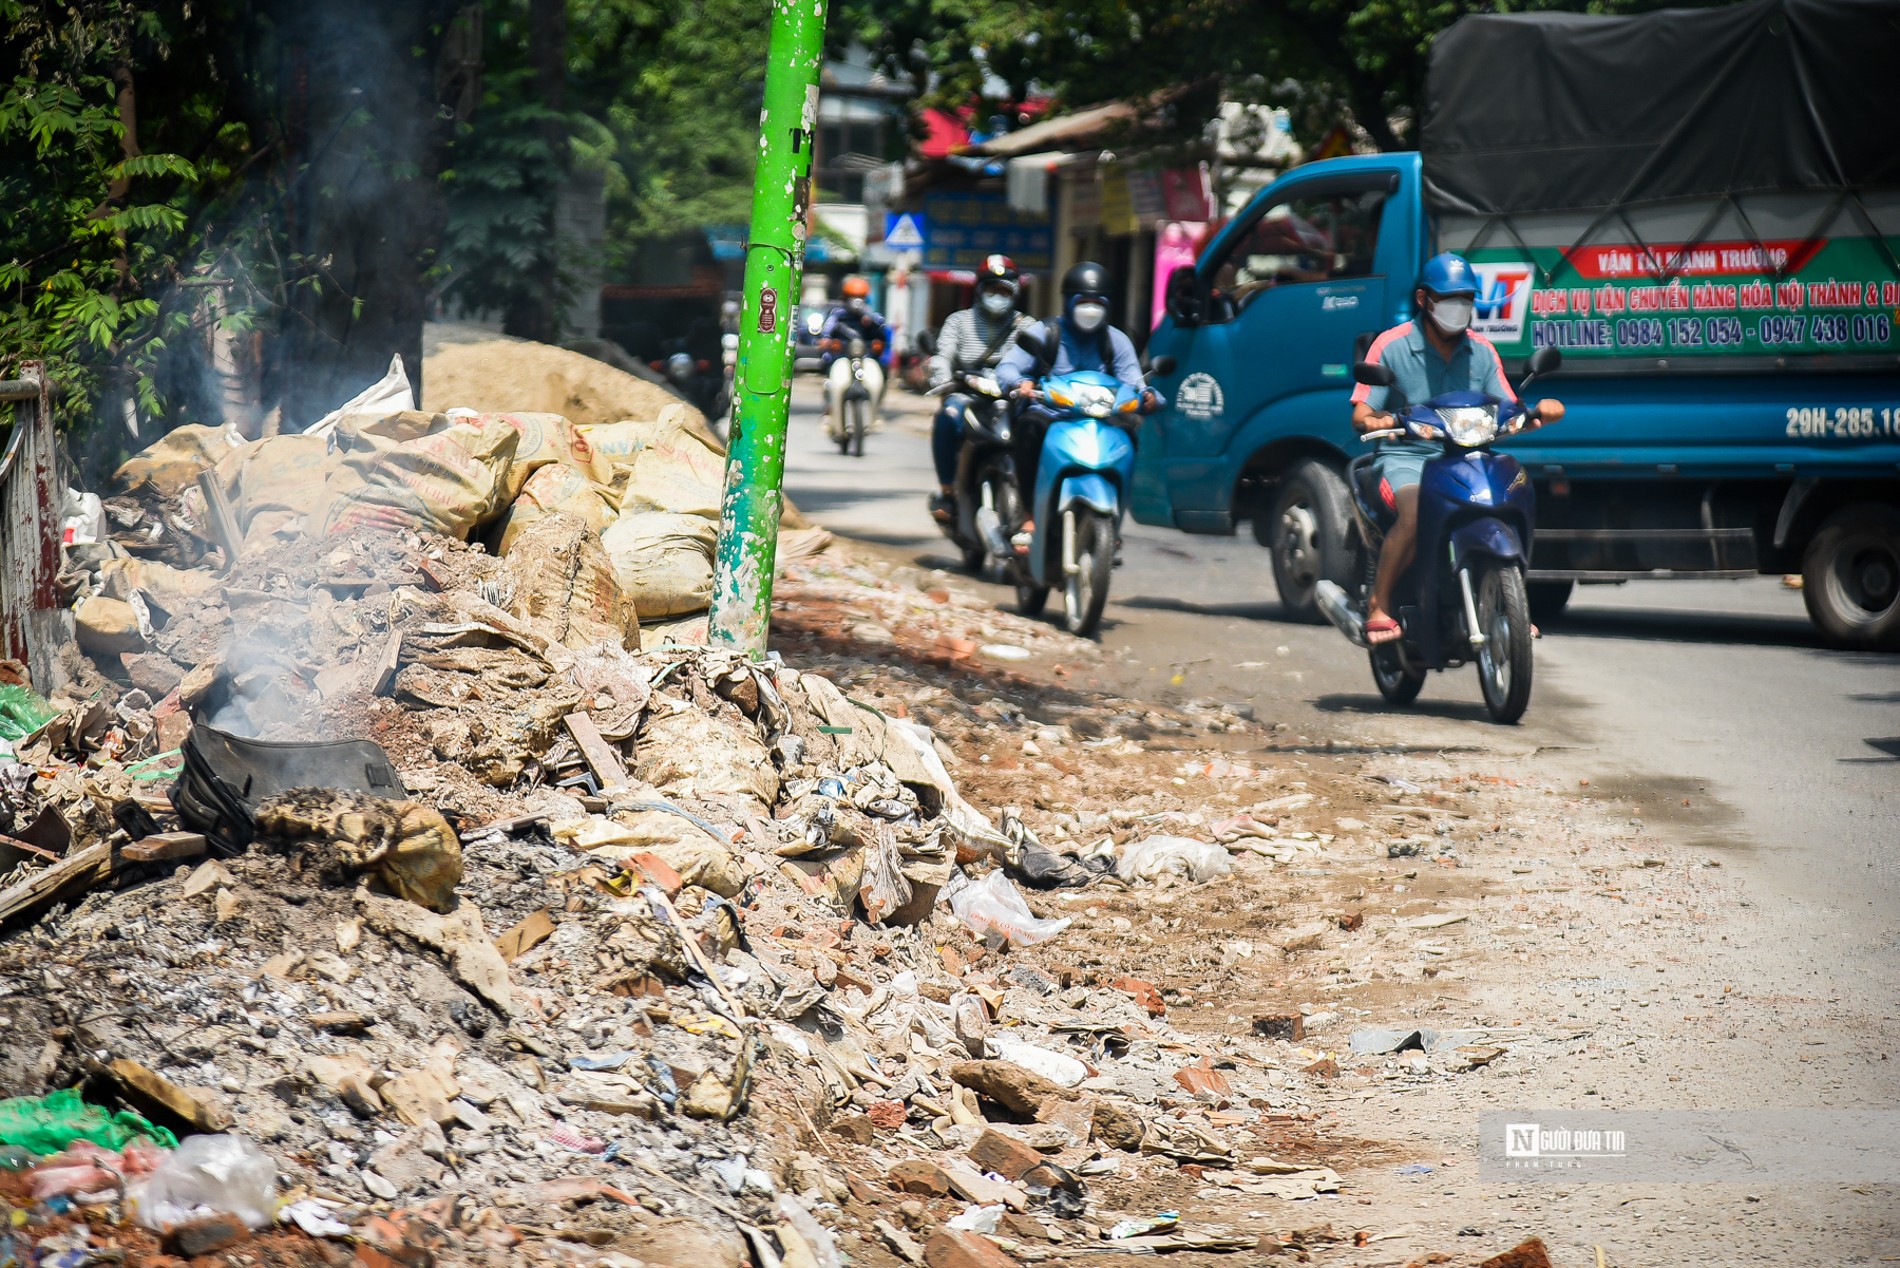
[780,377,1900,1264]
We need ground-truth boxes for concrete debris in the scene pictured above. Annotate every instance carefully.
[0,393,1588,1265]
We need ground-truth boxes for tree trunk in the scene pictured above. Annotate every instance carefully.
[502,0,569,344]
[273,0,458,426]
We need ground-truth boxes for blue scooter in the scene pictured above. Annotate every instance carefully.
[1315,346,1562,724]
[1008,333,1171,636]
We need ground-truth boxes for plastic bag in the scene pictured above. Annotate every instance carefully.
[129,1133,279,1231]
[1116,836,1233,885]
[0,1089,178,1156]
[0,685,58,743]
[303,353,416,439]
[946,870,1070,947]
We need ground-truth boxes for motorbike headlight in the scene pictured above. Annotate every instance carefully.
[1437,404,1498,447]
[1076,385,1116,418]
[847,338,866,357]
[805,311,823,335]
[666,353,694,382]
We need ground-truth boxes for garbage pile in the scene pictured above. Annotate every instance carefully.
[0,439,1351,1267]
[86,394,755,659]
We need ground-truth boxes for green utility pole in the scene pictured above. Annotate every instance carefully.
[707,0,827,653]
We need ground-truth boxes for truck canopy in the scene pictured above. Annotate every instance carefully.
[1421,0,1898,216]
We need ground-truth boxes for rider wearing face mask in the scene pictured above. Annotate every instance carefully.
[1350,252,1565,644]
[995,261,1156,544]
[926,254,1032,522]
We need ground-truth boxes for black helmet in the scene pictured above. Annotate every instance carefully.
[1061,261,1112,303]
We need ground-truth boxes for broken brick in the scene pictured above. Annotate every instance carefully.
[923,1227,1018,1268]
[1111,976,1166,1017]
[966,1128,1042,1181]
[166,1213,250,1258]
[1172,1059,1233,1099]
[1479,1238,1553,1268]
[889,1159,952,1197]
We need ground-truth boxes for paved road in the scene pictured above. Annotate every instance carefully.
[782,379,1900,917]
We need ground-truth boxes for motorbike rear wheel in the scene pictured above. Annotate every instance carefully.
[1475,563,1534,724]
[1017,581,1049,617]
[1062,510,1115,637]
[1369,643,1425,704]
[965,468,1015,575]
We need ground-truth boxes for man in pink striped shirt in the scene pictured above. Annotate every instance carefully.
[1350,253,1564,644]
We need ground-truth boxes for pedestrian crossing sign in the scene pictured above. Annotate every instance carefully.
[883,212,926,251]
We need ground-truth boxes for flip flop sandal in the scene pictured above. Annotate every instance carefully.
[1365,616,1402,645]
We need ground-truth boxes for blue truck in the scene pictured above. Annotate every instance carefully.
[1135,0,1900,650]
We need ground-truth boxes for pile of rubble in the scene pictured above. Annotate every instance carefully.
[0,393,1363,1266]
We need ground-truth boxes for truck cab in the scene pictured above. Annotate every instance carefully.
[1136,154,1425,621]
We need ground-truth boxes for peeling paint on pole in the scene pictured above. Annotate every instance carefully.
[707,0,826,654]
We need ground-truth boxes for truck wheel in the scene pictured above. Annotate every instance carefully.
[1528,579,1574,624]
[1802,503,1900,651]
[1262,458,1352,623]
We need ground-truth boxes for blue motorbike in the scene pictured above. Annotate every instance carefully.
[1315,346,1562,724]
[1008,334,1172,636]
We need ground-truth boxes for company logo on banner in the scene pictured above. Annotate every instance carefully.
[1471,263,1533,342]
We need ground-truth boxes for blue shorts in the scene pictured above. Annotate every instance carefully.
[1372,449,1429,502]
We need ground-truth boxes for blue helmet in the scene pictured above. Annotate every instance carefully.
[1420,252,1478,297]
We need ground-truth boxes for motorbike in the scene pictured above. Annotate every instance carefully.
[927,369,1014,576]
[654,344,727,421]
[714,331,738,436]
[823,334,884,457]
[1314,345,1562,724]
[1005,332,1172,637]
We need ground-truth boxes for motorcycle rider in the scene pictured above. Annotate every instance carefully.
[926,254,1032,523]
[995,260,1156,545]
[820,275,893,432]
[1351,252,1565,644]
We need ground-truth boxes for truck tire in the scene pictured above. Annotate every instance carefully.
[1528,579,1574,624]
[1801,502,1900,651]
[1261,458,1352,623]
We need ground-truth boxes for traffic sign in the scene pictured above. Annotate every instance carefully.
[883,212,926,251]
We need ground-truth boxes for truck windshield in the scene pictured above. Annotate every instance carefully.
[1208,187,1388,318]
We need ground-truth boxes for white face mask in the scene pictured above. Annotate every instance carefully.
[980,292,1014,317]
[1430,296,1474,335]
[1071,302,1108,333]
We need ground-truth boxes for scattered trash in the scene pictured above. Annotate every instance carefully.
[946,1203,1004,1233]
[947,869,1072,946]
[1108,1212,1180,1239]
[1116,835,1233,884]
[0,1090,178,1155]
[129,1134,280,1231]
[1349,1027,1440,1056]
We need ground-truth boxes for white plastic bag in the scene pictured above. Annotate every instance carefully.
[1117,835,1233,885]
[304,353,417,438]
[947,869,1070,947]
[130,1134,279,1231]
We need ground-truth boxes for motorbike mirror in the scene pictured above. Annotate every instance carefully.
[1147,355,1177,376]
[1013,330,1050,362]
[1524,346,1562,379]
[1352,360,1396,388]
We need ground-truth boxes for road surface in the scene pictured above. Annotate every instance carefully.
[780,379,1900,926]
